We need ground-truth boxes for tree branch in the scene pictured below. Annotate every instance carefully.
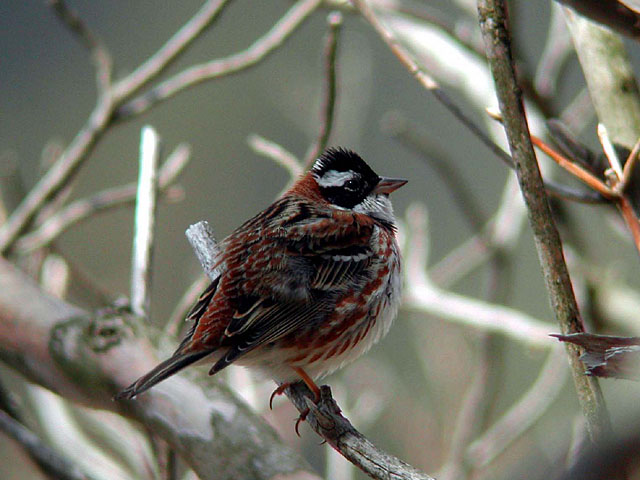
[130,126,161,318]
[477,0,612,442]
[184,221,434,480]
[0,257,318,480]
[0,409,93,480]
[304,11,343,167]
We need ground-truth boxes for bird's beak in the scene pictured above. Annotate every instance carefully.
[374,177,407,194]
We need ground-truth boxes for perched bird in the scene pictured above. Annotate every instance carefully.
[116,148,406,423]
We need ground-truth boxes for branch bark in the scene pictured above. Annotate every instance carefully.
[477,0,612,443]
[0,257,318,480]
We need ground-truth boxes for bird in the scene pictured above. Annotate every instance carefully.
[116,148,406,427]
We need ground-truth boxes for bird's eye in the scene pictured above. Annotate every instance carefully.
[344,179,358,191]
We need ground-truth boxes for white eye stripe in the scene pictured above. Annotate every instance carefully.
[316,170,357,188]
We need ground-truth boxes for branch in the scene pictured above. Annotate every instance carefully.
[15,144,189,254]
[48,0,113,93]
[304,11,343,166]
[352,0,604,205]
[403,203,553,347]
[130,126,161,318]
[115,0,322,119]
[477,0,612,442]
[184,221,434,480]
[0,410,92,480]
[0,257,318,480]
[111,0,232,102]
[247,134,303,180]
[0,1,318,256]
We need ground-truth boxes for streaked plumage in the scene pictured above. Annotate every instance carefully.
[116,148,406,407]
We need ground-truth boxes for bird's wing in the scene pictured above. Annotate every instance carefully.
[198,198,379,373]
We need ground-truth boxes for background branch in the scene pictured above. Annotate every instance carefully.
[477,0,612,442]
[0,258,318,479]
[130,127,161,318]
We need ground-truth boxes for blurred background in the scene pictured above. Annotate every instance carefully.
[2,0,640,479]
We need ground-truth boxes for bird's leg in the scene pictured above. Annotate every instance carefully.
[291,366,321,435]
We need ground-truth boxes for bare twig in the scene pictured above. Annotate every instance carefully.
[0,409,92,480]
[130,126,161,318]
[403,203,553,346]
[111,0,232,102]
[304,11,343,166]
[185,221,221,278]
[352,0,513,170]
[48,0,113,93]
[0,1,317,256]
[247,134,303,180]
[0,257,318,480]
[287,384,435,480]
[477,0,612,442]
[352,0,604,205]
[184,220,433,480]
[116,0,322,119]
[16,144,189,254]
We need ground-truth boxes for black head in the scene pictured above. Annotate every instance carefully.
[311,148,381,209]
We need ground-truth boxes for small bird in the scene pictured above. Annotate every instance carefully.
[116,148,406,424]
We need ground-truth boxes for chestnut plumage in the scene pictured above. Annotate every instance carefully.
[116,148,406,407]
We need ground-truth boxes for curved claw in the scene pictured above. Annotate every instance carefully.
[269,383,290,410]
[294,407,310,437]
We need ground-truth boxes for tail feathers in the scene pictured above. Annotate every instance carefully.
[114,349,212,400]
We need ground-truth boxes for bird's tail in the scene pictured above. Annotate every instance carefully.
[114,349,212,400]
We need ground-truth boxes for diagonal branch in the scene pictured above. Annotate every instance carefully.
[477,0,612,443]
[48,0,113,93]
[0,257,318,480]
[15,144,189,254]
[111,0,232,102]
[0,1,319,256]
[115,0,322,119]
[0,409,93,480]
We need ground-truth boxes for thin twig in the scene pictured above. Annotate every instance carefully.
[111,0,232,102]
[0,410,92,480]
[477,0,612,442]
[0,1,316,256]
[48,0,113,93]
[403,202,553,347]
[184,221,434,480]
[130,127,161,318]
[304,11,343,166]
[16,144,190,254]
[352,0,604,205]
[352,0,512,168]
[247,134,303,180]
[116,0,322,119]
